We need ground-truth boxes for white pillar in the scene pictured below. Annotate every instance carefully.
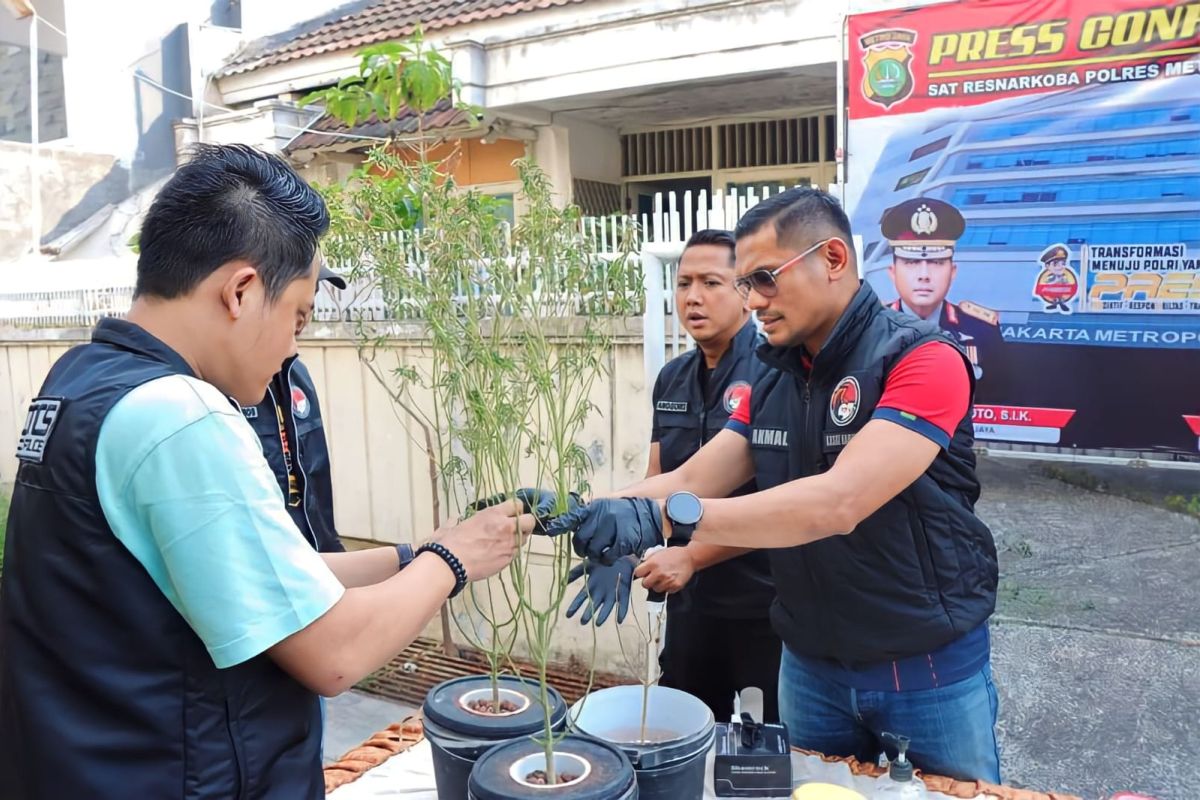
[532,125,572,208]
[641,250,666,393]
[29,12,41,255]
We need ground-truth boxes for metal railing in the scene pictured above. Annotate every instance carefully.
[0,287,136,328]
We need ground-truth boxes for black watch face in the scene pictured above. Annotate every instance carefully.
[667,492,703,526]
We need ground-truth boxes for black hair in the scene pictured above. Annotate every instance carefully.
[734,187,853,250]
[135,143,330,301]
[683,228,736,263]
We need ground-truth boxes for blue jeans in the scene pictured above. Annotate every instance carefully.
[778,647,1001,783]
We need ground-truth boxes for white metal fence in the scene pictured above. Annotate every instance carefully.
[0,186,792,342]
[0,287,135,329]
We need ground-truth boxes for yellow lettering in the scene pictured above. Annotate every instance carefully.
[1125,273,1162,300]
[1146,7,1183,42]
[1037,20,1068,54]
[929,33,958,65]
[1009,24,1038,57]
[1089,273,1126,301]
[1159,272,1191,300]
[1080,15,1113,50]
[1182,3,1200,40]
[1112,11,1147,46]
[983,28,1006,59]
[959,30,987,61]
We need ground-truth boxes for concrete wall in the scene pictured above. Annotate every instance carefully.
[0,324,659,671]
[0,140,124,261]
[565,115,621,185]
[0,45,67,144]
[59,0,226,162]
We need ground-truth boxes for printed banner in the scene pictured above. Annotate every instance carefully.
[845,0,1200,455]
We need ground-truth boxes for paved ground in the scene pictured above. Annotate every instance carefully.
[323,691,417,764]
[979,456,1199,800]
[327,456,1200,798]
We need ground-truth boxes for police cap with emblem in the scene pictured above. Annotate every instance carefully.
[881,197,965,261]
[1039,243,1069,265]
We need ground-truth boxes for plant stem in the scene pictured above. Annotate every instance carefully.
[539,652,556,785]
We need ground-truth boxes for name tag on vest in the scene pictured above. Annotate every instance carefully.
[824,431,855,449]
[751,428,789,448]
[16,396,64,464]
[656,400,688,413]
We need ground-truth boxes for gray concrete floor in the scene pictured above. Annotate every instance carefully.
[979,456,1200,800]
[323,690,417,764]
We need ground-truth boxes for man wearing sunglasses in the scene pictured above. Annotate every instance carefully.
[550,187,999,783]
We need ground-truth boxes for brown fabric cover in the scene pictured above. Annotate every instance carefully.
[792,748,1082,800]
[321,716,1082,800]
[323,713,425,794]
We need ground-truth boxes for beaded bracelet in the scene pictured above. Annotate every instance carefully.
[416,542,468,598]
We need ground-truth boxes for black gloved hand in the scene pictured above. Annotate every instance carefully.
[467,488,581,533]
[565,556,636,626]
[545,497,663,564]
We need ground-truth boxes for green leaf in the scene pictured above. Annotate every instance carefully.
[372,93,388,122]
[298,88,327,107]
[361,42,406,59]
[388,87,401,121]
[401,60,446,113]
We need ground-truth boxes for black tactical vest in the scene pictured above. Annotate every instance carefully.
[0,318,323,799]
[248,355,343,552]
[748,284,998,666]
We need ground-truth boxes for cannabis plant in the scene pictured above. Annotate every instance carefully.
[312,32,640,784]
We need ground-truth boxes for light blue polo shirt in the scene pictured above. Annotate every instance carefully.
[95,374,345,669]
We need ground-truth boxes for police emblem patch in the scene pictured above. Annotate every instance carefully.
[723,381,751,414]
[16,396,64,463]
[830,377,861,427]
[859,29,917,110]
[291,387,311,419]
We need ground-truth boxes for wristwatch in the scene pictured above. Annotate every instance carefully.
[395,542,415,571]
[664,491,703,545]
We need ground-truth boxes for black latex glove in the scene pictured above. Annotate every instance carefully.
[545,497,664,564]
[565,556,635,626]
[467,488,581,533]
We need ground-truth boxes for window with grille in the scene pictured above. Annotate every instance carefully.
[621,127,711,177]
[620,114,834,177]
[716,115,831,169]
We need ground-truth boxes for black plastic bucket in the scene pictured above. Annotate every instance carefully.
[468,734,638,799]
[423,675,568,800]
[569,685,714,800]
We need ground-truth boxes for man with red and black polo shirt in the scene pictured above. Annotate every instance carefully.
[549,187,1000,783]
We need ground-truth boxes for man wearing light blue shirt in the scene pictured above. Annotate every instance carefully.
[0,144,536,800]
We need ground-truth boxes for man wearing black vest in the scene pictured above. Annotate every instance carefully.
[551,188,1001,783]
[249,266,347,554]
[568,229,780,722]
[0,144,534,799]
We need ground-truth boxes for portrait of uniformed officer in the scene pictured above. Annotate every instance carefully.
[881,197,1000,381]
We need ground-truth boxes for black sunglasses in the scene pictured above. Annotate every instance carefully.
[733,238,834,300]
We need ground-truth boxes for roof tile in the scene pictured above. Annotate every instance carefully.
[220,0,586,77]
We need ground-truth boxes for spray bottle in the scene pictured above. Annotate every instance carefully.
[873,733,927,799]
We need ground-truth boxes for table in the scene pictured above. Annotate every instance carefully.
[324,719,1080,800]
